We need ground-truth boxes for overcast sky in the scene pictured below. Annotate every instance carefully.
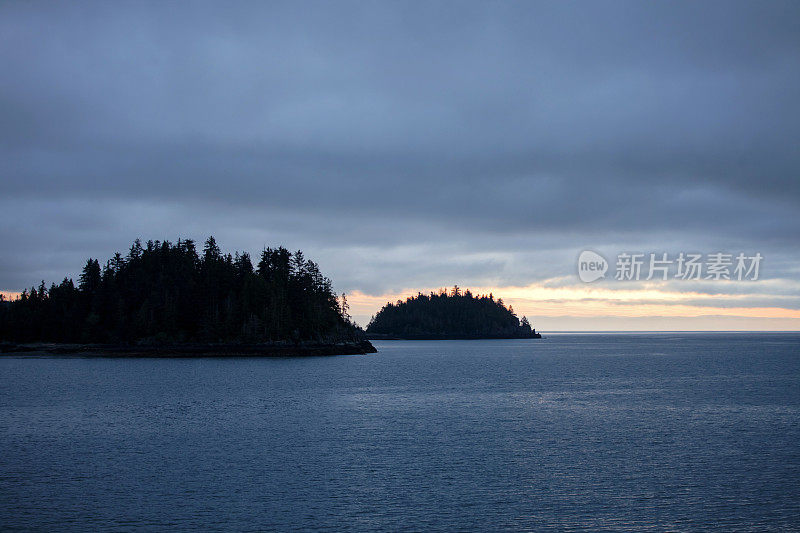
[1,1,799,329]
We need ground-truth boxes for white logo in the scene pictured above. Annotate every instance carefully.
[576,250,762,282]
[578,250,608,282]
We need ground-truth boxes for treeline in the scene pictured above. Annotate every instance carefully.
[366,286,538,338]
[0,237,362,344]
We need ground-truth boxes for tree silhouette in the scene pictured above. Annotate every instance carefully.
[366,287,539,339]
[0,237,363,345]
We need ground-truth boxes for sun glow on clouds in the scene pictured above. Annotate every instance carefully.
[346,281,800,331]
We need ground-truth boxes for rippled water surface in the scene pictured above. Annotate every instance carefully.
[1,333,799,531]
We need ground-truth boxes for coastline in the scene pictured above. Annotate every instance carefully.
[366,333,542,340]
[0,340,377,358]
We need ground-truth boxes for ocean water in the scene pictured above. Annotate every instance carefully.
[1,333,799,531]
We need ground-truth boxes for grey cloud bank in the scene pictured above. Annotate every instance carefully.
[1,1,798,323]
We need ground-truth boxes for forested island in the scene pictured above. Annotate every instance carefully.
[0,237,375,356]
[366,287,541,339]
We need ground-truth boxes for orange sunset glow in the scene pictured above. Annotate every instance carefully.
[346,283,800,331]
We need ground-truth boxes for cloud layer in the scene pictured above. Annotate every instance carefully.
[1,1,798,328]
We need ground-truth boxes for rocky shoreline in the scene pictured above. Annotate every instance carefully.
[0,340,377,357]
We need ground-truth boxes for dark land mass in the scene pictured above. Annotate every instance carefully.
[366,333,540,340]
[0,236,375,356]
[366,286,542,340]
[0,340,376,357]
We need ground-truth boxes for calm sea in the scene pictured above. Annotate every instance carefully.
[1,333,799,531]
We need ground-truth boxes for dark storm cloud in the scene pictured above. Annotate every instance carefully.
[1,0,799,296]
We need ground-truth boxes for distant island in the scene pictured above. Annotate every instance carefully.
[0,237,375,356]
[366,286,541,340]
